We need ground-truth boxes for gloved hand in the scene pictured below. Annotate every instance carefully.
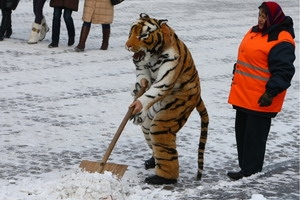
[131,82,142,96]
[258,92,273,107]
[130,111,146,125]
[130,112,144,125]
[131,79,149,96]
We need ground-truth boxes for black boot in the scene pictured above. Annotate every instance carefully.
[144,156,155,169]
[100,26,110,50]
[227,171,244,180]
[68,37,74,46]
[48,43,58,48]
[145,175,177,185]
[5,28,12,38]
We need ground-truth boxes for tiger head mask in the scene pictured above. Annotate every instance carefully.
[125,13,176,64]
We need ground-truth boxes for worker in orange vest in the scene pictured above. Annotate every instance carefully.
[227,1,295,180]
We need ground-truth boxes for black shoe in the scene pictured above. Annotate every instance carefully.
[145,157,155,169]
[48,43,58,48]
[227,171,244,180]
[68,37,74,46]
[5,29,12,38]
[145,175,177,185]
[0,34,4,41]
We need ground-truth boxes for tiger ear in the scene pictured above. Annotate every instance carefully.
[158,19,168,25]
[161,23,172,48]
[159,19,169,35]
[161,23,170,36]
[140,13,149,20]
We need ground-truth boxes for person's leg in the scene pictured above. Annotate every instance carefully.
[227,110,248,180]
[32,0,37,21]
[241,114,271,176]
[33,0,46,24]
[29,0,47,44]
[100,24,110,50]
[0,9,11,41]
[74,22,91,52]
[35,0,48,41]
[235,110,247,170]
[63,8,75,46]
[49,7,62,47]
[5,9,12,38]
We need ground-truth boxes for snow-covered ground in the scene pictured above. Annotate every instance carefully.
[0,0,299,199]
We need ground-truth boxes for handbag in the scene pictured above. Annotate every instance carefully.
[111,0,124,6]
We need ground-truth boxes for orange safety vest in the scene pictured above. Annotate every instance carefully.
[228,29,295,113]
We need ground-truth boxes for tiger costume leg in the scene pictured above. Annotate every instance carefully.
[141,93,203,184]
[142,94,209,183]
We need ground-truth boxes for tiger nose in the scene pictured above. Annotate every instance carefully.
[125,43,132,51]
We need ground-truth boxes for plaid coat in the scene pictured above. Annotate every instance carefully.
[82,0,114,24]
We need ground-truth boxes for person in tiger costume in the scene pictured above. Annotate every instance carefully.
[126,13,209,185]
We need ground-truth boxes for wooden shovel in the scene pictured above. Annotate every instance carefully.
[79,86,146,179]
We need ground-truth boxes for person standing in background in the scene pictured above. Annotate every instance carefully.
[74,0,114,52]
[227,1,295,180]
[48,0,79,48]
[28,0,49,44]
[0,0,19,41]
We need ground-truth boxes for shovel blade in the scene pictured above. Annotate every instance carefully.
[79,160,128,179]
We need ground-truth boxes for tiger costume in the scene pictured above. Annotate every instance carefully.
[126,13,209,185]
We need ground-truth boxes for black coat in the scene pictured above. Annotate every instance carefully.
[49,0,79,11]
[0,0,19,10]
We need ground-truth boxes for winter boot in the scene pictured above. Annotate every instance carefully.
[100,27,110,50]
[74,25,90,52]
[5,27,12,38]
[39,17,49,41]
[145,175,177,185]
[28,22,41,44]
[68,37,75,46]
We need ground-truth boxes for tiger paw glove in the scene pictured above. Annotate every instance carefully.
[130,112,146,125]
[258,92,273,107]
[131,82,142,96]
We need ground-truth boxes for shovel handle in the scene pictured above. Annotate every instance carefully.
[98,86,147,172]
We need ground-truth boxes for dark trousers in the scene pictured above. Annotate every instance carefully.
[33,0,46,24]
[235,110,271,176]
[0,9,12,37]
[51,7,74,45]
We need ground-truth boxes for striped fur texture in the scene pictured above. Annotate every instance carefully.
[126,13,209,180]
